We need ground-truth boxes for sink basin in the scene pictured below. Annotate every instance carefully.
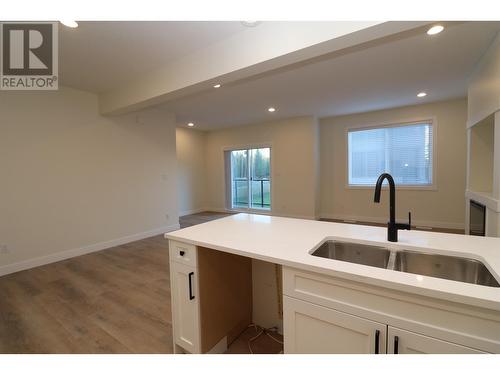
[311,241,391,269]
[311,240,500,287]
[394,250,500,287]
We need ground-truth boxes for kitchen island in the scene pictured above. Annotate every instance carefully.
[165,213,500,354]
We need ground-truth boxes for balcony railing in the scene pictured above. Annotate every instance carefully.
[233,177,270,209]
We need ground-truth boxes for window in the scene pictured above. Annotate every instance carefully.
[226,147,271,210]
[348,122,433,186]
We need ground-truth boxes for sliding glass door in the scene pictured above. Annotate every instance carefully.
[229,147,271,211]
[230,149,249,209]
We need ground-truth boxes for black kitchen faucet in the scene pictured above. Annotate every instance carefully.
[373,173,411,242]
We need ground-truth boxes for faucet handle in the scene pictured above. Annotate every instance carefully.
[408,211,412,230]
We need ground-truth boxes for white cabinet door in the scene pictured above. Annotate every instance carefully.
[284,296,387,354]
[387,327,487,354]
[170,261,200,353]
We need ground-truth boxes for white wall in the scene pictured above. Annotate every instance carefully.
[320,98,468,230]
[204,116,320,219]
[176,128,207,215]
[200,116,320,332]
[0,87,179,276]
[176,101,468,331]
[466,31,500,236]
[468,115,494,193]
[252,260,282,332]
[467,31,500,126]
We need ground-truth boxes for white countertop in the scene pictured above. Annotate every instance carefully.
[165,213,500,312]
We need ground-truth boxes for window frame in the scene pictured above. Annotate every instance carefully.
[345,118,437,191]
[223,143,273,213]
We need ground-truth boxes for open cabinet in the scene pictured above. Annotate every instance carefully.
[169,241,253,353]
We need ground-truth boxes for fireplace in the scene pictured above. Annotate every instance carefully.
[469,200,486,236]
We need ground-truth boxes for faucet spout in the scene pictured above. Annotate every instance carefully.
[373,173,410,242]
[374,173,396,224]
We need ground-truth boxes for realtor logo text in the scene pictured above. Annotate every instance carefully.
[0,22,58,90]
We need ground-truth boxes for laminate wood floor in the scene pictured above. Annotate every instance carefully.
[0,211,285,354]
[0,212,232,354]
[0,235,173,353]
[179,211,233,227]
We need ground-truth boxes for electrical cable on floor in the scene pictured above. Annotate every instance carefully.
[275,264,283,319]
[244,263,284,354]
[246,323,284,354]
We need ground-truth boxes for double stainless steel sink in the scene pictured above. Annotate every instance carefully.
[311,241,500,287]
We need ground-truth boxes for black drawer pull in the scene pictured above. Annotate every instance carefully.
[375,329,380,354]
[394,335,399,354]
[188,272,195,300]
[179,250,185,256]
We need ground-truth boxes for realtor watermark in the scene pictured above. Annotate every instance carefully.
[0,22,58,90]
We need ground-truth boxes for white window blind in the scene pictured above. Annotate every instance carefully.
[348,122,433,186]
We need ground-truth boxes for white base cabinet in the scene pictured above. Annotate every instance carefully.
[167,239,499,354]
[284,295,488,354]
[283,267,497,354]
[168,240,253,354]
[284,296,386,354]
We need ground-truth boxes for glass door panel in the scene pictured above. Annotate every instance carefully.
[250,148,271,210]
[231,150,248,209]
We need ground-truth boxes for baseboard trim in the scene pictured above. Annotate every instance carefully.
[271,213,317,221]
[179,207,209,216]
[320,213,464,231]
[205,207,317,221]
[0,223,180,277]
[183,209,462,230]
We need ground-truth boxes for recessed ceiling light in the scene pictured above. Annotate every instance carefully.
[427,25,444,35]
[187,122,194,127]
[417,92,427,98]
[60,20,78,28]
[268,107,276,112]
[213,84,221,88]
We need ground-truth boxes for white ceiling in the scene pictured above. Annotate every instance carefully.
[59,21,500,129]
[59,21,246,93]
[156,21,500,130]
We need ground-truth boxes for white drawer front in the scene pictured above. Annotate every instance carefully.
[169,240,197,268]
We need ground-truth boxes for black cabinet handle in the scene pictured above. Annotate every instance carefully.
[188,272,195,300]
[394,335,399,354]
[374,330,380,354]
[179,250,185,256]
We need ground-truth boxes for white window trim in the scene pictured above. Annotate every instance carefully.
[222,142,273,213]
[345,117,438,191]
